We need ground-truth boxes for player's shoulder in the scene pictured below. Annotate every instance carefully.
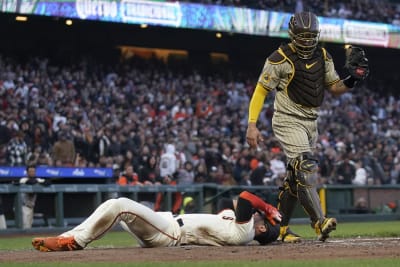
[321,47,333,61]
[267,46,288,64]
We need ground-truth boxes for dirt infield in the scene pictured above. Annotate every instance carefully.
[2,237,400,262]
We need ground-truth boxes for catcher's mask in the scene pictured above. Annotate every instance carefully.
[289,11,320,59]
[254,220,280,245]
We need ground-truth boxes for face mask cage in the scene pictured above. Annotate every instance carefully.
[289,31,320,59]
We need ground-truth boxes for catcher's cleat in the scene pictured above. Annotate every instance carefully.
[315,217,337,242]
[32,236,83,252]
[278,226,302,243]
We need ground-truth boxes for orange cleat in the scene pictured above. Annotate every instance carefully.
[32,236,83,252]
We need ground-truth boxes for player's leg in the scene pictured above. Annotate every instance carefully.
[290,153,337,241]
[277,166,301,243]
[32,198,180,251]
[113,198,181,247]
[297,119,337,241]
[272,113,307,243]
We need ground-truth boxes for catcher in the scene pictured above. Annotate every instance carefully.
[32,191,281,251]
[246,11,369,243]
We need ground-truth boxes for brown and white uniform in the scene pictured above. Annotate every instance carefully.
[258,43,340,158]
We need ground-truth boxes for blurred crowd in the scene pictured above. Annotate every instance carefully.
[0,53,399,190]
[180,0,400,25]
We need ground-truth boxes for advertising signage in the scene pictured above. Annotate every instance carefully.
[1,0,399,48]
[0,166,113,179]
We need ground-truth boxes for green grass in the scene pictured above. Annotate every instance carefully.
[1,221,399,267]
[289,220,400,239]
[0,231,136,251]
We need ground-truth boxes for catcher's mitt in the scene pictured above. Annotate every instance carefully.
[344,45,369,80]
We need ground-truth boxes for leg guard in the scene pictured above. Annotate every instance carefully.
[277,166,298,226]
[277,166,302,243]
[289,153,324,226]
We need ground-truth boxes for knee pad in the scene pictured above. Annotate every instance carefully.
[289,153,318,187]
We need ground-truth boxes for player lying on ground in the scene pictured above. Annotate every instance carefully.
[32,191,282,251]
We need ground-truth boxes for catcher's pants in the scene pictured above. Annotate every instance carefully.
[62,198,182,248]
[272,111,317,158]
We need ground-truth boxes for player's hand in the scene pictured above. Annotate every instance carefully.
[344,45,369,81]
[246,123,263,149]
[264,204,282,226]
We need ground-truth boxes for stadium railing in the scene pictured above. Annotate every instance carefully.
[0,183,399,230]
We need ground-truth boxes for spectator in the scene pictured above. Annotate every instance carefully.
[193,162,211,183]
[353,197,373,214]
[31,124,49,152]
[352,159,368,185]
[116,164,141,186]
[239,170,252,186]
[159,144,178,179]
[17,165,50,229]
[176,161,195,185]
[139,155,161,185]
[333,154,357,184]
[269,154,286,181]
[6,131,28,166]
[233,156,251,184]
[249,164,264,186]
[121,150,140,174]
[108,134,122,158]
[97,128,111,159]
[0,123,12,166]
[51,130,76,166]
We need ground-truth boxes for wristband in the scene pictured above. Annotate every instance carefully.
[343,75,357,88]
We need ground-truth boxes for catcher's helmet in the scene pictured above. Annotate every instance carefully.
[288,11,320,59]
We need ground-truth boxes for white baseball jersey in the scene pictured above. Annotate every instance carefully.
[62,197,255,248]
[178,209,255,246]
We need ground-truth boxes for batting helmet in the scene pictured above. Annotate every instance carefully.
[288,11,320,59]
[254,220,280,245]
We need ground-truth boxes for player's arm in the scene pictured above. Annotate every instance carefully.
[247,54,281,148]
[246,84,268,148]
[248,83,268,124]
[327,79,352,96]
[327,46,369,96]
[235,191,281,225]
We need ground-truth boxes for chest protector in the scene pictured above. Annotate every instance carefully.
[280,44,325,107]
